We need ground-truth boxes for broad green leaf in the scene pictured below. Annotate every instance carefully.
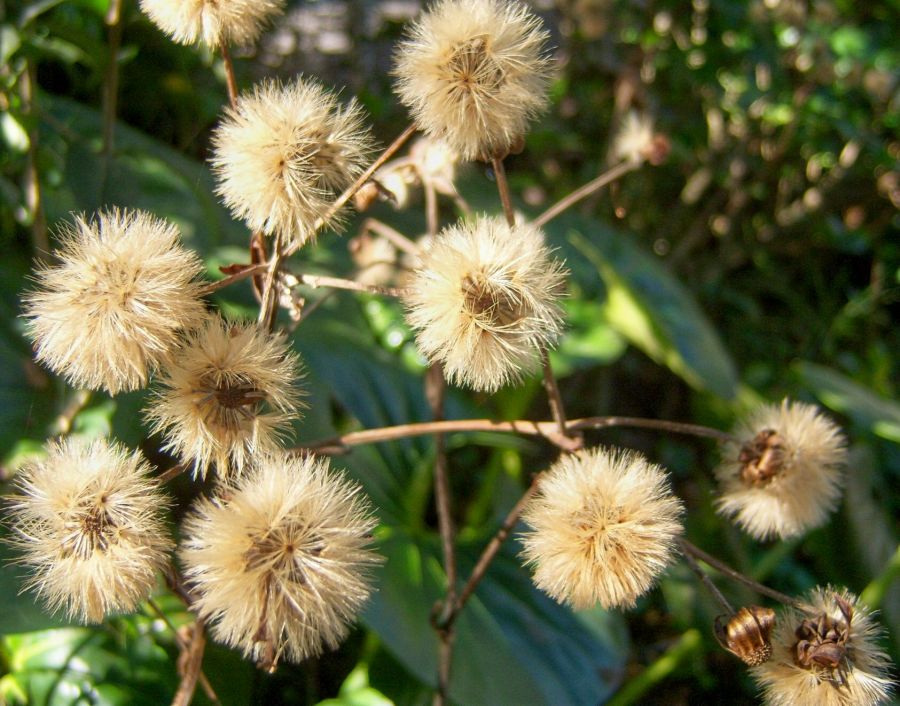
[557,221,737,398]
[317,664,394,706]
[794,361,900,442]
[364,531,627,706]
[38,94,244,251]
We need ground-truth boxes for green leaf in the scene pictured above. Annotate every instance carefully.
[364,531,627,706]
[317,664,395,706]
[38,93,244,251]
[794,361,900,442]
[557,220,737,398]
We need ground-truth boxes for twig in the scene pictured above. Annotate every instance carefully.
[436,470,545,631]
[679,539,805,610]
[258,234,283,330]
[200,263,271,295]
[158,463,188,484]
[220,44,239,110]
[491,156,516,227]
[51,389,91,436]
[426,364,456,704]
[99,0,123,200]
[295,415,734,454]
[425,180,439,237]
[533,160,639,228]
[360,218,421,256]
[679,542,734,615]
[291,272,407,298]
[284,124,418,259]
[146,599,220,705]
[540,346,576,444]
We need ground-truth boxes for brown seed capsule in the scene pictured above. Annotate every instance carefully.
[715,605,776,666]
[738,429,786,485]
[792,593,853,685]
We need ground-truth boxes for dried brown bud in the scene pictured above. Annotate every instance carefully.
[792,594,853,678]
[644,134,671,165]
[715,605,776,666]
[739,429,786,485]
[353,181,381,211]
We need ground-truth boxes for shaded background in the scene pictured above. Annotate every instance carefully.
[0,0,898,704]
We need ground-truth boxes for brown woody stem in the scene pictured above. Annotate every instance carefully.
[220,44,239,110]
[679,542,735,615]
[491,156,516,227]
[533,160,639,228]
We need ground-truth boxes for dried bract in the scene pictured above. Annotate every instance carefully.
[519,447,684,610]
[393,0,552,160]
[180,453,381,668]
[404,215,566,392]
[23,209,206,395]
[6,438,172,623]
[752,587,893,706]
[715,400,848,540]
[145,316,304,478]
[139,0,285,48]
[716,605,777,666]
[211,77,373,245]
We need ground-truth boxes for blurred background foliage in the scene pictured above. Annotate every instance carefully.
[1,0,898,704]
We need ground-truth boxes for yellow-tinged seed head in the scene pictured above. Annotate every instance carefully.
[519,446,684,610]
[211,77,373,245]
[404,215,566,392]
[179,453,382,668]
[145,315,305,479]
[22,208,207,395]
[139,0,285,48]
[715,399,848,540]
[393,0,553,161]
[751,587,894,706]
[6,438,172,623]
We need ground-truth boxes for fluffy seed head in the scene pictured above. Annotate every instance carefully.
[751,587,894,706]
[6,438,172,623]
[520,447,684,610]
[179,453,381,668]
[715,400,848,540]
[22,209,206,395]
[145,316,304,479]
[139,0,285,48]
[404,215,566,392]
[211,77,373,245]
[393,0,553,160]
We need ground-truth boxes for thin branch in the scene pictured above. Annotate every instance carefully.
[425,180,439,237]
[360,218,421,256]
[491,156,516,227]
[284,124,418,259]
[295,415,734,454]
[679,539,805,610]
[200,263,271,295]
[158,463,189,484]
[426,364,456,704]
[219,44,239,110]
[51,389,91,436]
[99,0,123,200]
[291,272,407,298]
[437,470,545,631]
[540,346,576,445]
[533,160,639,228]
[147,598,221,706]
[258,234,283,330]
[679,542,734,615]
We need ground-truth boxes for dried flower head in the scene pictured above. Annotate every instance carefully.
[716,605,777,666]
[180,453,381,668]
[139,0,285,48]
[404,215,566,392]
[715,400,848,540]
[23,209,206,395]
[145,316,304,478]
[393,0,553,160]
[211,77,373,245]
[752,587,894,706]
[6,438,172,623]
[519,447,684,610]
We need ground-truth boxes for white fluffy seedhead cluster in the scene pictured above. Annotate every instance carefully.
[393,0,553,161]
[715,400,848,540]
[7,438,172,624]
[145,315,304,479]
[404,215,566,392]
[751,587,893,706]
[140,0,285,48]
[180,453,381,667]
[23,209,206,395]
[520,447,684,610]
[211,77,373,245]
